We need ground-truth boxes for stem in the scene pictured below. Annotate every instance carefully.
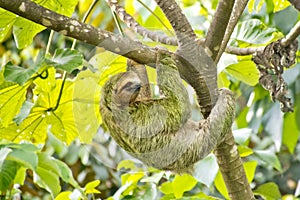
[72,0,99,49]
[52,72,67,111]
[46,30,54,54]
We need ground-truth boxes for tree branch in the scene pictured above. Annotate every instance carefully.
[106,0,178,46]
[0,0,157,66]
[154,0,219,117]
[288,0,300,11]
[205,0,235,61]
[215,0,249,63]
[281,20,300,47]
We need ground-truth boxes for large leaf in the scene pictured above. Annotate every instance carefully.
[0,8,16,42]
[262,103,283,151]
[0,82,30,127]
[4,62,40,85]
[254,150,282,172]
[7,148,38,169]
[225,60,259,86]
[73,70,101,142]
[0,160,19,191]
[13,17,45,49]
[254,182,281,200]
[34,153,61,197]
[49,49,84,73]
[33,0,79,17]
[273,0,290,12]
[283,112,300,153]
[194,154,218,187]
[232,19,278,44]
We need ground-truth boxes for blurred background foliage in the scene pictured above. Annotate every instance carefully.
[0,0,300,199]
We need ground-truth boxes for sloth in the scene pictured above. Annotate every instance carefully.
[100,50,235,173]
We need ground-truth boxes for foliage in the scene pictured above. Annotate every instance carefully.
[0,0,299,199]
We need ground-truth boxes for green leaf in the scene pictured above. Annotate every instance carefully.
[0,147,12,168]
[273,0,290,12]
[49,49,84,73]
[238,145,254,157]
[262,103,283,151]
[0,160,19,190]
[244,161,257,183]
[7,148,38,169]
[254,150,282,171]
[85,180,101,194]
[283,112,300,153]
[34,153,61,197]
[54,159,79,188]
[254,182,281,200]
[172,174,198,198]
[14,101,34,125]
[214,171,228,199]
[194,154,218,187]
[89,51,127,86]
[4,62,38,85]
[117,159,137,171]
[160,181,174,195]
[13,17,45,49]
[73,70,101,143]
[0,8,16,42]
[0,82,30,127]
[225,60,259,86]
[232,19,278,44]
[33,0,78,17]
[233,128,253,145]
[141,171,164,184]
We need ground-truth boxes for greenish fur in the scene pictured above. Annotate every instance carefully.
[100,52,235,173]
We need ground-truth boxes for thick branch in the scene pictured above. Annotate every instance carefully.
[106,0,178,46]
[154,0,219,117]
[288,0,300,11]
[215,0,249,63]
[0,0,156,66]
[205,0,235,61]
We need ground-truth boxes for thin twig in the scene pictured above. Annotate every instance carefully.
[281,20,300,47]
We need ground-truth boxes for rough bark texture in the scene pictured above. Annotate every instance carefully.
[215,132,256,200]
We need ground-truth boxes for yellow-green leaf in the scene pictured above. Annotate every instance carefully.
[85,180,101,194]
[54,191,72,200]
[225,60,259,86]
[283,112,300,153]
[244,161,257,183]
[172,174,198,198]
[273,0,290,12]
[0,82,31,127]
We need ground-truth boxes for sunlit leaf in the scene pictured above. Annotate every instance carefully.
[238,145,254,157]
[117,159,137,171]
[254,150,282,172]
[172,174,198,198]
[273,0,290,12]
[0,81,31,127]
[244,161,257,183]
[73,70,101,143]
[194,154,218,187]
[14,101,34,125]
[0,8,16,42]
[254,182,281,200]
[85,180,101,194]
[214,171,228,199]
[283,112,300,153]
[225,60,259,86]
[89,51,127,86]
[54,191,72,200]
[13,17,45,49]
[33,0,78,17]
